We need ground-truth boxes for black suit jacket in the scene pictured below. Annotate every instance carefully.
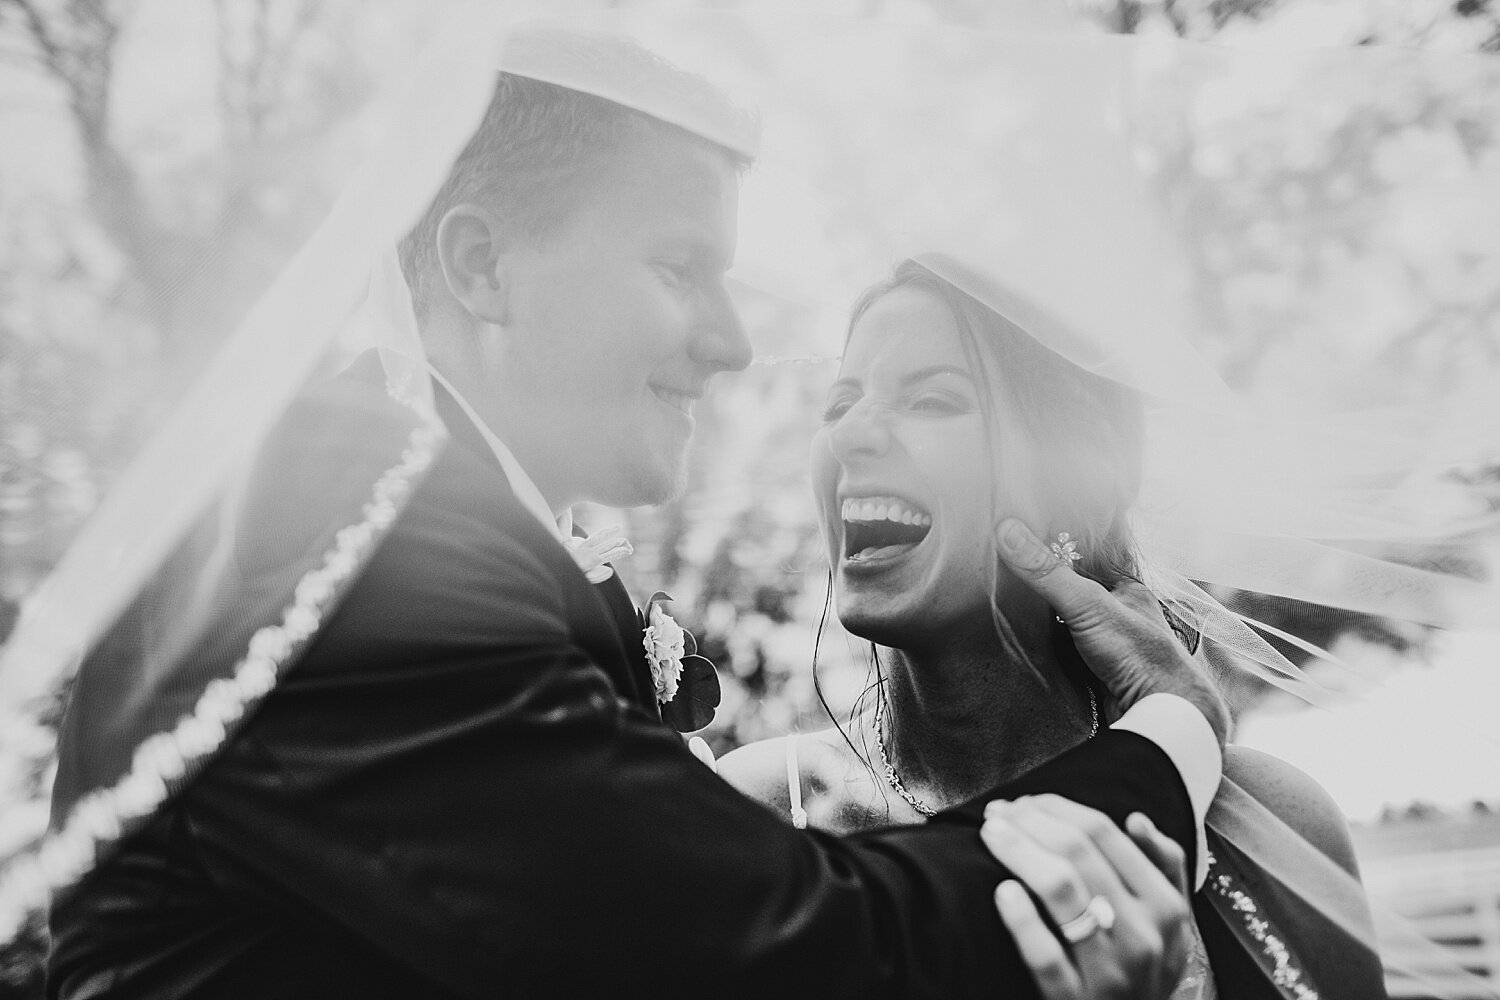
[48,366,1200,999]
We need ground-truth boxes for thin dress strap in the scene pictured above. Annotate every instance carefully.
[785,734,808,829]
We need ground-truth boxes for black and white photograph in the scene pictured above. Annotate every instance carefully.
[1,1,1498,997]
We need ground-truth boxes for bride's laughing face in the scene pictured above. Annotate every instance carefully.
[812,286,1042,645]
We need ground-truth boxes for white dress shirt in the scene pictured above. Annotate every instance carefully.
[427,364,574,541]
[1114,693,1221,887]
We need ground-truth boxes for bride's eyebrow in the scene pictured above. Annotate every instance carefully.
[826,366,973,395]
[901,365,975,387]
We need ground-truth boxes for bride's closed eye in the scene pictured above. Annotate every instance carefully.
[907,391,972,415]
[821,395,857,423]
[820,389,972,423]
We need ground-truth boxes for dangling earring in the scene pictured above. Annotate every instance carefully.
[1050,532,1081,625]
[1049,531,1081,568]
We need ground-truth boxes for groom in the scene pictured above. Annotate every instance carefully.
[47,37,1227,1000]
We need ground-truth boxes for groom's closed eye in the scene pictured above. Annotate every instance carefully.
[653,260,695,291]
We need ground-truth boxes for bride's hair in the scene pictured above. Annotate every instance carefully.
[847,260,1146,592]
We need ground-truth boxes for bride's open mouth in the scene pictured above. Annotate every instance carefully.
[841,496,932,564]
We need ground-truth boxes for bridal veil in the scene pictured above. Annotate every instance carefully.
[1,4,1496,995]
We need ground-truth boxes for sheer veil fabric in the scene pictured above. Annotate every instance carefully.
[1,6,1497,994]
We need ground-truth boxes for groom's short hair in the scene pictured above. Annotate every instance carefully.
[399,47,752,320]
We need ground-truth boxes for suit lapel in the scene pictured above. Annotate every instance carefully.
[583,551,662,722]
[431,381,660,720]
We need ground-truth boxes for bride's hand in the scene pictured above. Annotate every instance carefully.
[983,795,1192,1000]
[994,518,1230,747]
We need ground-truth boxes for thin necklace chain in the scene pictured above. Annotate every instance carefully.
[874,685,1100,819]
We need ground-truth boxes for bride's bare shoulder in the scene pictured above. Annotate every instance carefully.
[1223,744,1361,877]
[716,734,797,811]
[716,727,858,793]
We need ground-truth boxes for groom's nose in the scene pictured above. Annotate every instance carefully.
[688,283,751,373]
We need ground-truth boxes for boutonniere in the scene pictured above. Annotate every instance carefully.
[640,591,720,734]
[564,524,633,584]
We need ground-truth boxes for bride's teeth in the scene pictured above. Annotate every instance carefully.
[839,497,933,526]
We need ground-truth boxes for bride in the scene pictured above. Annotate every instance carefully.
[718,258,1387,999]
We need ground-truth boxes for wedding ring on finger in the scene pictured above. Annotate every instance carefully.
[1058,894,1116,944]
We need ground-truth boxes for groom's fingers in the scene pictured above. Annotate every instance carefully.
[995,518,1231,744]
[994,519,1166,640]
[1108,578,1168,626]
[995,519,1115,631]
[995,518,1157,704]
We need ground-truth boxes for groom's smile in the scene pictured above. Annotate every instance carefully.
[481,122,750,512]
[650,385,700,419]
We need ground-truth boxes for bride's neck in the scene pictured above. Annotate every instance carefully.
[876,612,1095,809]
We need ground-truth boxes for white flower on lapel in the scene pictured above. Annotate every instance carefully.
[642,603,687,704]
[638,591,720,732]
[564,524,633,584]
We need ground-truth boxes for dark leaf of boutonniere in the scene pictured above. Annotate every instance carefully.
[639,590,720,734]
[639,591,669,629]
[661,653,719,734]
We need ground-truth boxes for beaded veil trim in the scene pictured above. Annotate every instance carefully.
[0,414,442,933]
[1204,850,1320,1000]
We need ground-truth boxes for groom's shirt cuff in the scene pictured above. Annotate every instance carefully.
[1111,693,1221,889]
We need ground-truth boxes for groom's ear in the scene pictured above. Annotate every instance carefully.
[435,204,513,325]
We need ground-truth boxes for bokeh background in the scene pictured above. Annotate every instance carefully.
[2,0,1499,996]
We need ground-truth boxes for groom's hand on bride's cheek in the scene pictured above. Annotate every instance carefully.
[994,518,1229,747]
[983,796,1191,1000]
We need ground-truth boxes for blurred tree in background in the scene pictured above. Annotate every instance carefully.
[2,0,1498,994]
